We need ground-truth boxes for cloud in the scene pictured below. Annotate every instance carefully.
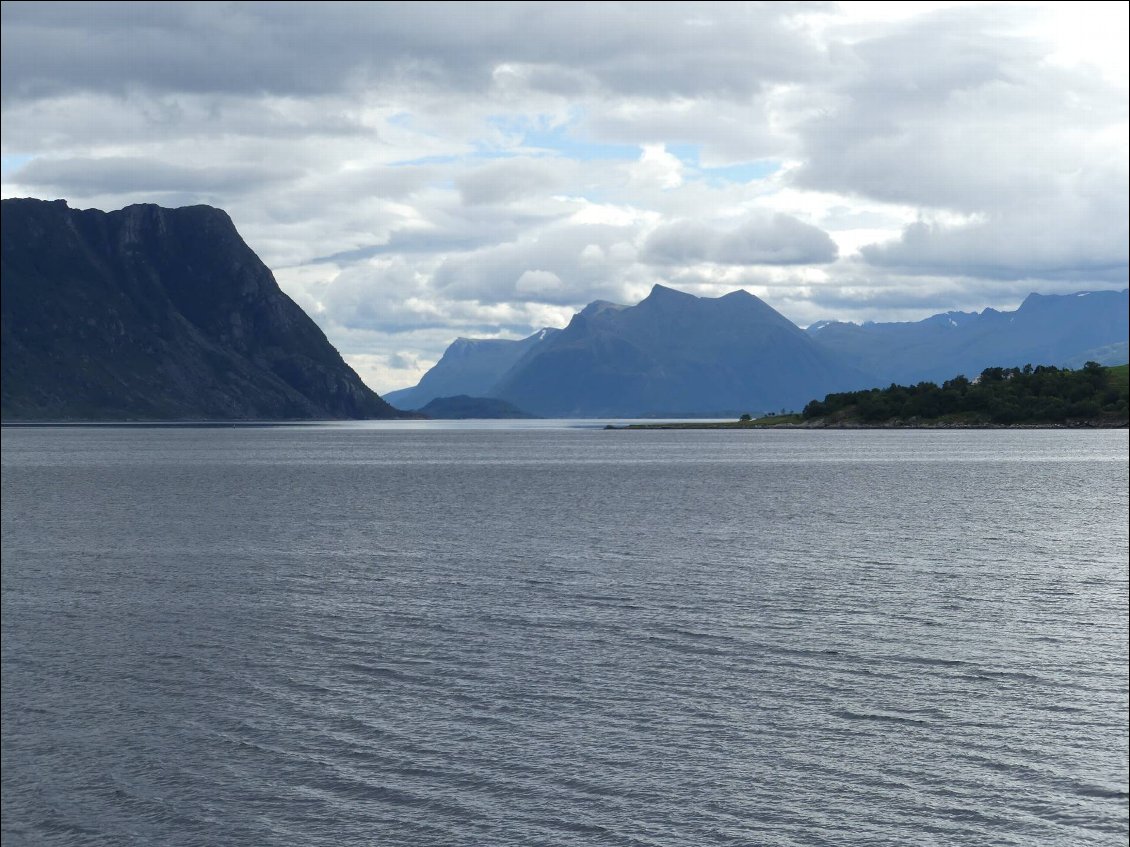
[515,269,567,297]
[432,220,649,305]
[587,97,782,166]
[1,2,825,103]
[10,155,300,195]
[643,214,838,266]
[861,219,1129,283]
[630,144,684,189]
[790,6,1128,214]
[859,163,1129,282]
[455,157,570,206]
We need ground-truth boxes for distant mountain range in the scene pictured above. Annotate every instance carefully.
[807,290,1129,387]
[1,198,406,421]
[490,285,874,416]
[5,197,1125,421]
[393,285,1129,417]
[383,328,557,411]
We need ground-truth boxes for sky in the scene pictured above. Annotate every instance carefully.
[2,1,1127,393]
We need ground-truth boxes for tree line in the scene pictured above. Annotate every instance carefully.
[802,362,1129,425]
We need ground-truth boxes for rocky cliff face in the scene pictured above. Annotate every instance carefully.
[1,198,404,420]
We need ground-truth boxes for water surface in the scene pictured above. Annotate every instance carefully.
[2,426,1127,845]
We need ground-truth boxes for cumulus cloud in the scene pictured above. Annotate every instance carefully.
[790,6,1127,214]
[860,164,1129,281]
[455,157,570,206]
[432,221,649,306]
[643,214,838,266]
[588,97,782,166]
[630,144,684,189]
[515,269,567,297]
[860,216,1128,282]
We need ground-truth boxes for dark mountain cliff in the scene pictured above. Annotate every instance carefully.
[1,198,404,420]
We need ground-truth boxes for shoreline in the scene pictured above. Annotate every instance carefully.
[610,420,1130,430]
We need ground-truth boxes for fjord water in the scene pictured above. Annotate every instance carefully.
[2,426,1127,846]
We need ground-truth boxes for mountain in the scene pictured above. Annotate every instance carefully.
[395,284,1128,418]
[415,395,538,419]
[383,328,557,411]
[807,289,1130,386]
[1,198,405,421]
[491,284,873,416]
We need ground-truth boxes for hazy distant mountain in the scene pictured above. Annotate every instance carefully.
[1,198,405,421]
[415,395,538,419]
[383,328,558,411]
[491,284,873,416]
[807,289,1130,386]
[395,284,1128,418]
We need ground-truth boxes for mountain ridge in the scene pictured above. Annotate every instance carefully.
[487,283,874,416]
[393,284,1129,417]
[1,198,407,421]
[807,288,1129,385]
[382,327,559,411]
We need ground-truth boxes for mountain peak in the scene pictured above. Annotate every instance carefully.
[488,281,866,416]
[643,283,697,304]
[579,300,626,318]
[807,319,839,332]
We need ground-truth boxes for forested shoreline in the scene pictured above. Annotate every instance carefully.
[801,363,1129,426]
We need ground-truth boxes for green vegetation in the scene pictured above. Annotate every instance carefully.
[803,362,1129,426]
[746,413,803,427]
[608,364,1128,429]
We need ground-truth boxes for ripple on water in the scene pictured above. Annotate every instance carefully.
[2,427,1127,846]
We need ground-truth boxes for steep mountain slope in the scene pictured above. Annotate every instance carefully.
[807,289,1130,385]
[383,328,557,410]
[491,284,874,416]
[1,198,403,420]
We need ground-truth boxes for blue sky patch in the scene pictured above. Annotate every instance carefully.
[1,154,34,177]
[484,114,638,161]
[388,151,516,167]
[519,128,638,162]
[699,160,780,185]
